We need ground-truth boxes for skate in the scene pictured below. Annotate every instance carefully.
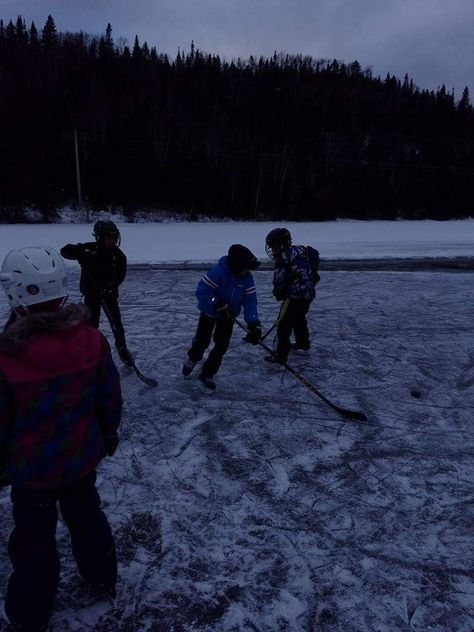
[264,352,286,365]
[290,343,310,356]
[198,373,216,393]
[182,357,197,376]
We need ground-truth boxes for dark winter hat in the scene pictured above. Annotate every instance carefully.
[93,220,121,245]
[227,244,261,275]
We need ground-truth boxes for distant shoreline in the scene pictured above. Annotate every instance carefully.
[128,257,474,272]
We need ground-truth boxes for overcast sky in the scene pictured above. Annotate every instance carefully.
[2,0,473,97]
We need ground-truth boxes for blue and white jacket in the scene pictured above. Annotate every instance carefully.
[196,256,259,324]
[273,245,320,301]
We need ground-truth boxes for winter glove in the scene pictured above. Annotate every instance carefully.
[103,434,119,457]
[244,322,262,345]
[76,243,95,263]
[273,288,286,302]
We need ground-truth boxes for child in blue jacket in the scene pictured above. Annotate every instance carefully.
[182,244,262,391]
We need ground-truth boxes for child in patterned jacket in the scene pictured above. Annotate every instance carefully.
[265,228,320,364]
[0,246,122,632]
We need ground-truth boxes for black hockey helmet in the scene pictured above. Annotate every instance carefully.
[265,228,291,259]
[93,220,121,246]
[227,244,260,275]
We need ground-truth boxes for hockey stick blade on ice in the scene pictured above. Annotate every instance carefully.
[100,298,158,387]
[129,363,158,387]
[235,318,367,422]
[82,269,158,387]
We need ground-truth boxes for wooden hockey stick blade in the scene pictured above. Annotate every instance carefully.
[132,363,158,387]
[234,317,368,422]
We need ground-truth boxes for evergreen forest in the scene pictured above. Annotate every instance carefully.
[1,15,473,221]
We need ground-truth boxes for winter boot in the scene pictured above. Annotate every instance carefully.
[116,344,133,368]
[2,604,48,631]
[264,353,286,365]
[6,623,48,632]
[182,357,197,377]
[85,580,117,600]
[290,343,310,356]
[198,373,216,393]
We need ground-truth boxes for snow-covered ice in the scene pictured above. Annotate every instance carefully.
[0,270,474,632]
[1,265,472,631]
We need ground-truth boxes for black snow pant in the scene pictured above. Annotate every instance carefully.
[276,298,312,361]
[5,471,117,630]
[187,312,233,377]
[85,292,126,349]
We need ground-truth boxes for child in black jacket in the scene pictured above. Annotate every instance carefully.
[61,220,132,366]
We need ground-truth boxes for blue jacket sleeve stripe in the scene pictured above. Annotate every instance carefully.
[203,274,218,289]
[242,274,258,324]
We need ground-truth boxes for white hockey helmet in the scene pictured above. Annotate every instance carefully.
[0,246,68,310]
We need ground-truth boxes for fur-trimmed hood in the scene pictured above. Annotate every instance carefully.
[0,303,89,354]
[0,302,101,385]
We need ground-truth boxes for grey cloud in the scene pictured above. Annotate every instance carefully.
[2,0,473,95]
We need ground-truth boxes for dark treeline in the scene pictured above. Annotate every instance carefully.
[1,15,474,221]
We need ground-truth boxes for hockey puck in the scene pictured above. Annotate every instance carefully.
[410,389,421,399]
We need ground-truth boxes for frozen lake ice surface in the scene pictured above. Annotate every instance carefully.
[1,264,473,631]
[1,216,474,631]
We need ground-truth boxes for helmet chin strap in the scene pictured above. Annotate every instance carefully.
[14,305,30,317]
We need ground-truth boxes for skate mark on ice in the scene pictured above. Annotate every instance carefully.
[457,353,474,389]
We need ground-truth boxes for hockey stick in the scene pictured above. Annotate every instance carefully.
[81,268,157,387]
[235,317,367,422]
[260,299,289,342]
[260,321,277,342]
[99,296,158,387]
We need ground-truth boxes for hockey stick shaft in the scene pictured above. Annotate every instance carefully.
[260,322,276,342]
[260,299,289,342]
[235,317,367,422]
